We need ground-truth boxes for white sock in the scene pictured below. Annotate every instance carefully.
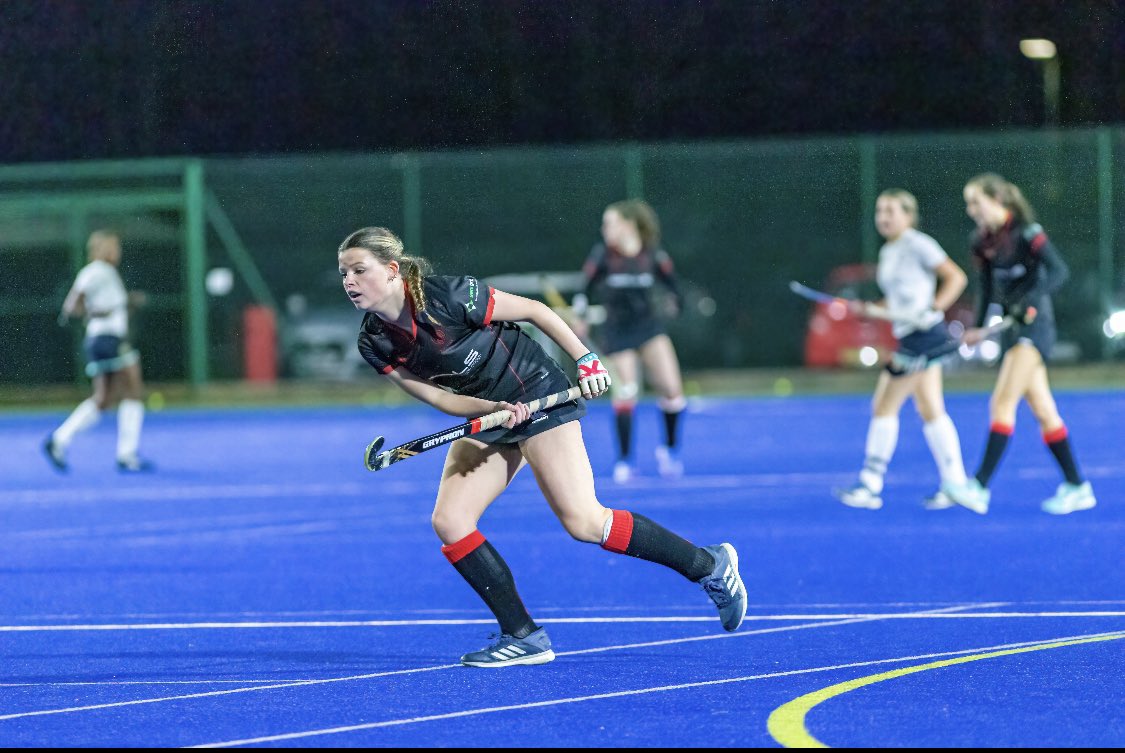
[923,413,967,486]
[859,415,899,494]
[53,398,101,449]
[117,399,145,460]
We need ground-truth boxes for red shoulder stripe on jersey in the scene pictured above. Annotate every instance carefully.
[482,286,496,327]
[441,530,486,564]
[1030,232,1047,253]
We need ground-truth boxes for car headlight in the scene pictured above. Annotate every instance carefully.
[1103,309,1125,338]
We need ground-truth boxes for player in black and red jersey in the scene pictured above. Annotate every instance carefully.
[340,226,746,667]
[576,200,687,483]
[944,174,1096,515]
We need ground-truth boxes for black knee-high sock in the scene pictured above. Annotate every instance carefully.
[442,531,537,639]
[601,510,715,581]
[614,406,634,460]
[1044,425,1083,485]
[975,422,1013,487]
[662,409,683,449]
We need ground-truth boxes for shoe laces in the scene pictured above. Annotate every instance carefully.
[701,578,733,608]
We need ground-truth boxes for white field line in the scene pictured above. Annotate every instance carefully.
[191,628,1125,748]
[0,604,985,721]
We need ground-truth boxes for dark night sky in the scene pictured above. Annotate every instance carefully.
[1,0,1123,163]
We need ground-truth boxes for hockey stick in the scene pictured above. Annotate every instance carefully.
[364,386,584,471]
[889,306,1037,372]
[788,280,907,324]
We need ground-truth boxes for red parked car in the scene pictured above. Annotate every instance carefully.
[802,264,897,368]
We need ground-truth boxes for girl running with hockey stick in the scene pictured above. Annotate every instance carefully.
[339,227,745,667]
[834,189,971,510]
[944,174,1096,515]
[44,229,153,473]
[574,200,688,483]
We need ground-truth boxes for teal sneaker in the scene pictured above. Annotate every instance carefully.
[698,543,747,632]
[1041,481,1096,515]
[460,627,555,668]
[834,481,883,510]
[942,478,990,515]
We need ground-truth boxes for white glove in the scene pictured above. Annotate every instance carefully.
[910,308,945,331]
[576,352,612,398]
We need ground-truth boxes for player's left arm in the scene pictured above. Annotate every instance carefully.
[491,290,590,362]
[932,257,968,313]
[1026,226,1069,297]
[653,248,684,316]
[489,289,611,398]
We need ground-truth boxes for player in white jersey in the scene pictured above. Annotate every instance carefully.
[44,230,152,472]
[834,190,969,510]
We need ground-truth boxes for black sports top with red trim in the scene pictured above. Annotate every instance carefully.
[582,243,681,330]
[969,219,1069,327]
[357,275,565,401]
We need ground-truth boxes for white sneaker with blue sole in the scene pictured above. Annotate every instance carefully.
[460,627,555,668]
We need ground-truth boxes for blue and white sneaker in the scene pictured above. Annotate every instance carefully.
[1041,481,1096,515]
[698,543,747,632]
[460,627,555,668]
[942,478,990,515]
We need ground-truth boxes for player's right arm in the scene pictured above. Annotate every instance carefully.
[382,367,530,426]
[59,282,86,324]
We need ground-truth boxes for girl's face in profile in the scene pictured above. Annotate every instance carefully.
[339,247,398,313]
[963,184,1007,230]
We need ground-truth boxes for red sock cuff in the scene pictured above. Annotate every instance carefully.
[601,510,634,554]
[1043,425,1068,444]
[612,401,636,415]
[441,530,486,564]
[990,422,1014,436]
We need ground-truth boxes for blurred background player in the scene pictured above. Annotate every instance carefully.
[834,189,970,510]
[339,226,746,667]
[574,199,687,483]
[44,230,153,473]
[945,174,1095,515]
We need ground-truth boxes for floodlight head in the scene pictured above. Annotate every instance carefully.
[1020,39,1057,60]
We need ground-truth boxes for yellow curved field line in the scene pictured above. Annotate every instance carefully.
[767,631,1125,748]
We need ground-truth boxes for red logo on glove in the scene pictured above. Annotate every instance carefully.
[578,359,606,377]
